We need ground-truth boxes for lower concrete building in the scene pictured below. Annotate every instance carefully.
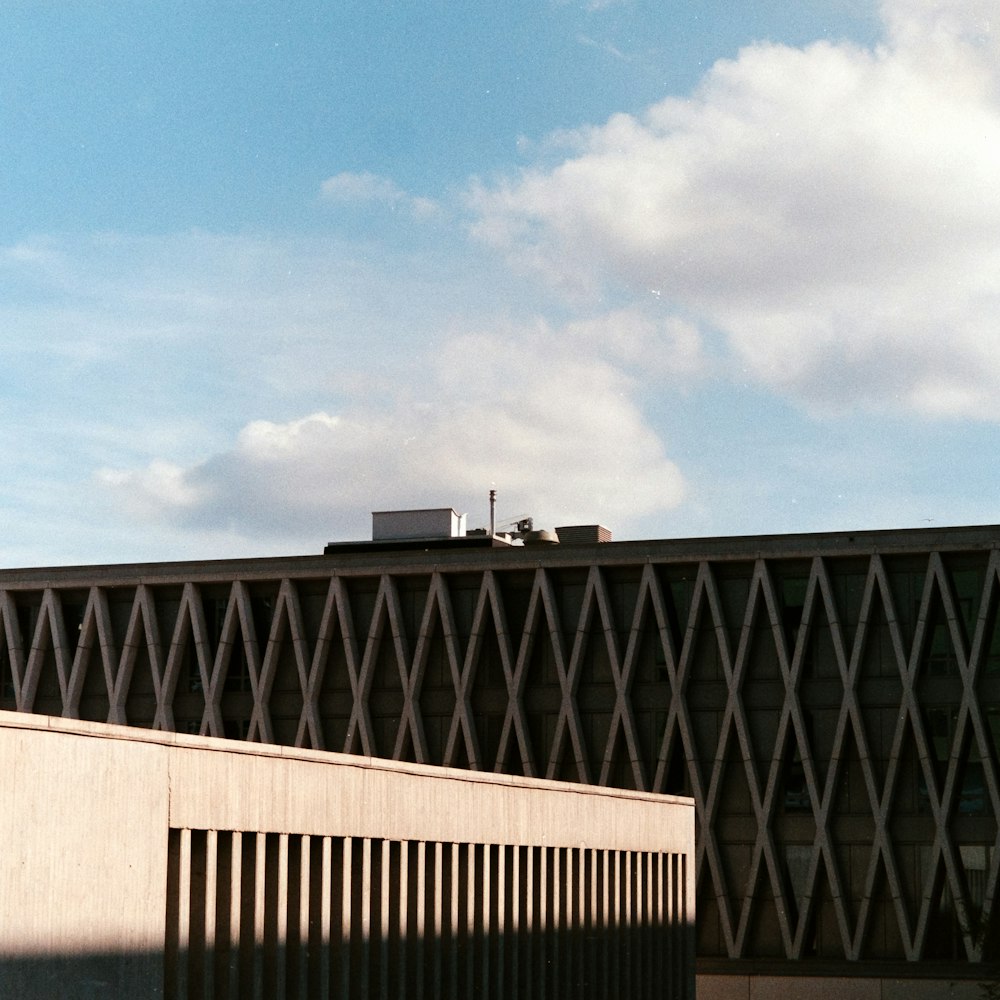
[0,712,694,999]
[2,520,1000,995]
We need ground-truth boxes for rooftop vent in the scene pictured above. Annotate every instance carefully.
[554,524,612,544]
[372,508,467,542]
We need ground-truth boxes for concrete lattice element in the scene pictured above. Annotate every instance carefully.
[166,830,688,999]
[2,526,1000,972]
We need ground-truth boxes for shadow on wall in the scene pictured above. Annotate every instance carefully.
[168,925,692,999]
[0,952,162,1000]
[0,838,695,1000]
[0,918,697,1000]
[159,829,695,1000]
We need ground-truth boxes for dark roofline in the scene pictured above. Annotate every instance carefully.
[2,521,1000,587]
[323,535,511,555]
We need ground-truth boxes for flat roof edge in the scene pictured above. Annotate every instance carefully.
[0,710,693,808]
[3,522,1000,581]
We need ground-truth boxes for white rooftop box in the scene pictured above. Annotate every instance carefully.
[372,508,467,541]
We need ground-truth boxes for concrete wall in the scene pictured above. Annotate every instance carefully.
[0,711,695,998]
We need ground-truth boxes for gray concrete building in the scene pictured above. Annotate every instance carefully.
[3,517,1000,995]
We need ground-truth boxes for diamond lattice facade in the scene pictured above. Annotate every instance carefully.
[3,524,1000,985]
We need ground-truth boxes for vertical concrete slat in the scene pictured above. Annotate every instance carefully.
[361,837,373,1000]
[638,851,646,998]
[481,842,491,1000]
[685,851,696,998]
[254,833,267,1000]
[600,848,612,1000]
[228,831,243,998]
[525,846,534,999]
[622,850,632,1000]
[557,846,565,998]
[549,847,566,1000]
[581,847,598,997]
[670,852,679,1000]
[648,851,657,994]
[652,853,663,996]
[511,844,522,1000]
[204,829,218,1000]
[449,842,460,1000]
[380,839,392,1000]
[393,840,410,996]
[340,838,353,1000]
[577,847,587,995]
[298,834,311,1000]
[319,835,332,1000]
[539,846,548,1000]
[178,828,192,1000]
[642,851,651,1000]
[415,840,427,1000]
[552,846,561,1000]
[496,843,507,1000]
[276,833,289,1000]
[612,849,622,1000]
[572,845,581,997]
[433,841,444,999]
[465,843,477,1000]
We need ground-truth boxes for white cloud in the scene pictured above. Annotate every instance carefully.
[99,322,686,544]
[469,0,1000,417]
[321,171,438,219]
[563,308,705,378]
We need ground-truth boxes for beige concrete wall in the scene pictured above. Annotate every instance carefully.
[165,735,694,852]
[0,719,170,996]
[0,711,694,998]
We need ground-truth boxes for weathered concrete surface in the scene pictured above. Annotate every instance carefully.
[0,711,695,999]
[0,721,168,998]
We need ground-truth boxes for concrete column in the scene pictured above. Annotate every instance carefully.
[449,842,460,999]
[204,829,218,999]
[577,847,587,994]
[636,850,646,1000]
[517,847,538,997]
[465,843,476,999]
[582,847,600,997]
[390,840,410,996]
[511,844,522,997]
[432,841,443,997]
[624,850,634,1000]
[252,833,266,1000]
[379,839,391,1000]
[652,852,664,993]
[361,837,373,1000]
[176,829,192,1000]
[669,852,680,1000]
[276,833,289,1000]
[227,832,243,997]
[296,834,310,998]
[414,841,426,1000]
[497,843,507,1000]
[539,846,549,1000]
[481,842,492,998]
[339,838,352,1000]
[319,836,332,999]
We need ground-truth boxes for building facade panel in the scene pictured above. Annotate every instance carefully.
[0,713,694,999]
[2,524,1000,982]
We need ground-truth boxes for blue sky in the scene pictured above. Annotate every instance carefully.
[2,0,998,566]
